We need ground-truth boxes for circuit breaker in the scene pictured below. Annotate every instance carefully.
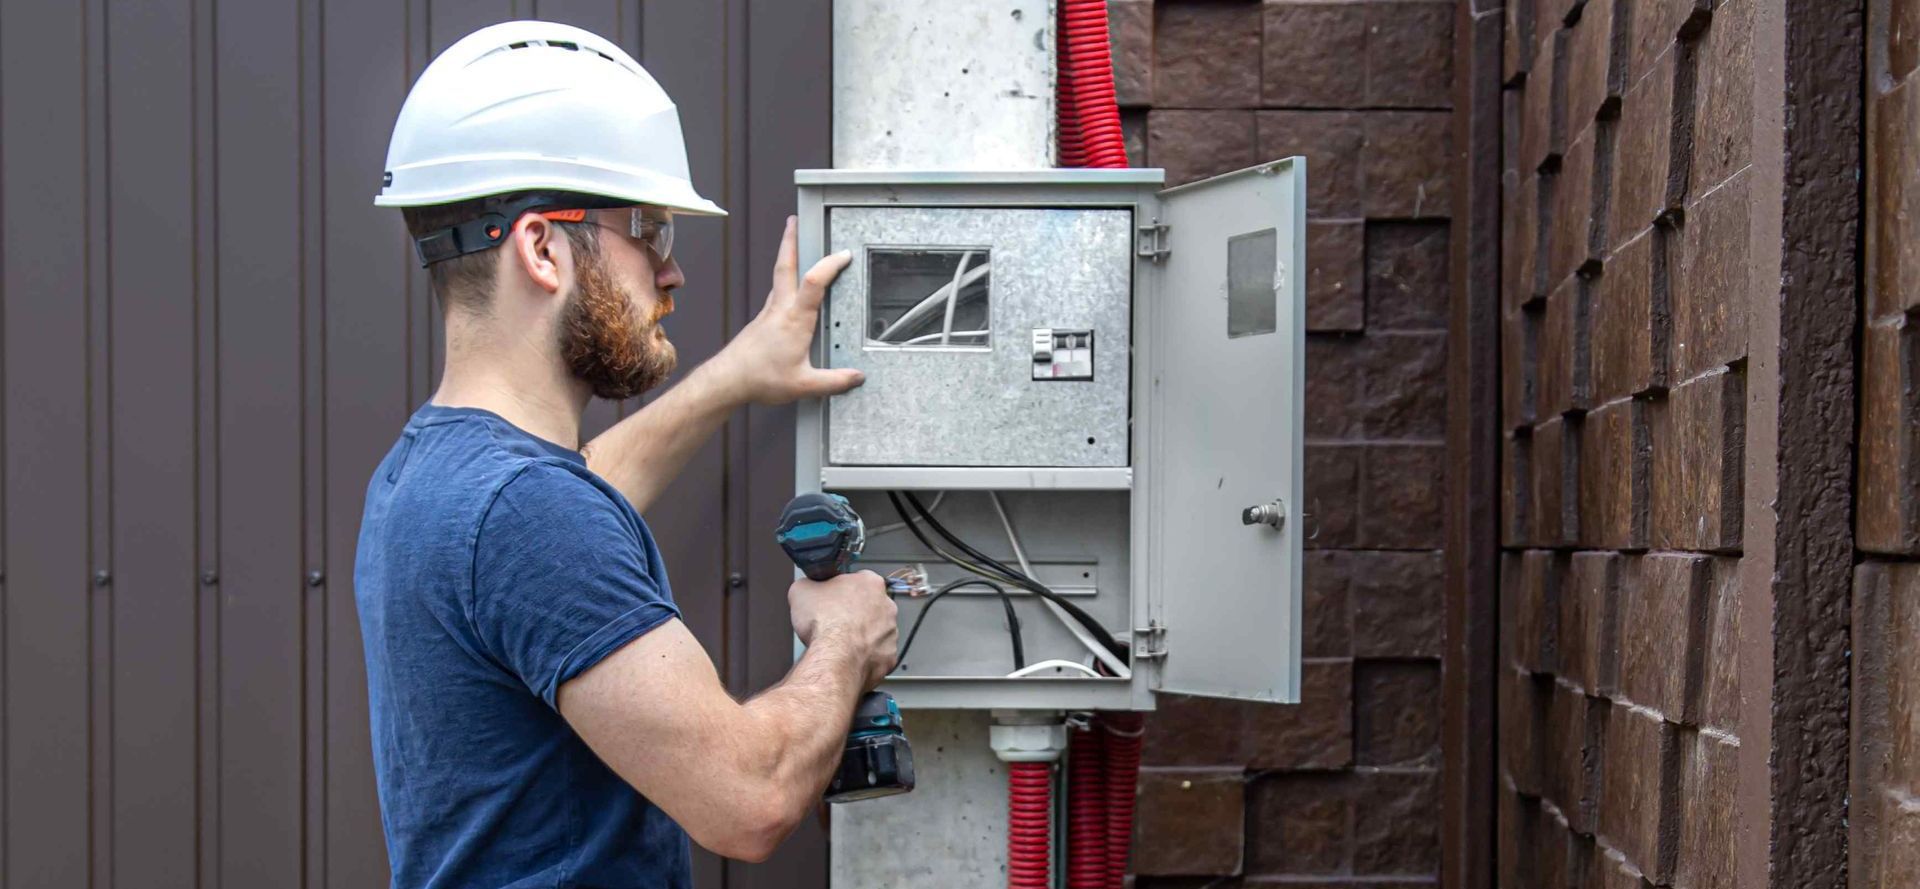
[795,164,1306,710]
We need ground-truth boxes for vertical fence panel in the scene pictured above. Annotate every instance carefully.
[321,0,414,881]
[106,0,200,884]
[215,0,307,883]
[1,0,95,884]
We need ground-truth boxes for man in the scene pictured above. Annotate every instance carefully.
[354,21,898,889]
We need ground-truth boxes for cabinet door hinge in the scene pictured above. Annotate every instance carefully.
[1132,620,1167,660]
[1136,221,1170,262]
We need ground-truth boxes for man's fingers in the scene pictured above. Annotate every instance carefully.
[797,366,866,398]
[770,216,798,290]
[797,250,852,309]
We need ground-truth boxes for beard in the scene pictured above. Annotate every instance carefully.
[558,241,678,401]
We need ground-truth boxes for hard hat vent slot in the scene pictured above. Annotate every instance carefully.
[489,39,622,67]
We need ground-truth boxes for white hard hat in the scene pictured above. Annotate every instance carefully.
[375,20,725,217]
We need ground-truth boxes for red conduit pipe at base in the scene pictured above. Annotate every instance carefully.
[1007,761,1054,889]
[1066,726,1109,889]
[1098,713,1145,889]
[1057,0,1129,169]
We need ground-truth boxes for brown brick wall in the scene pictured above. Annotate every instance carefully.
[1853,0,1920,884]
[1114,1,1454,885]
[1496,0,1751,887]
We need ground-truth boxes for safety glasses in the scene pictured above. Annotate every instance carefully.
[538,207,675,263]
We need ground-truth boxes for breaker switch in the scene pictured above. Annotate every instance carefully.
[1032,328,1094,381]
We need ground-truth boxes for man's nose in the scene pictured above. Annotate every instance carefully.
[657,255,685,291]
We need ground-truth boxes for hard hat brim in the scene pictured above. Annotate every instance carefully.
[375,155,727,217]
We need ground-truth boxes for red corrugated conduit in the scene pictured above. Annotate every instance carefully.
[1056,0,1130,169]
[1066,726,1109,888]
[1098,713,1144,889]
[1007,761,1054,889]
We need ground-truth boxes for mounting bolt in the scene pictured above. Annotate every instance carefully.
[201,569,219,586]
[94,569,112,587]
[307,570,325,588]
[727,572,746,589]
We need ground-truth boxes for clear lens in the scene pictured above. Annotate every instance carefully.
[631,209,674,262]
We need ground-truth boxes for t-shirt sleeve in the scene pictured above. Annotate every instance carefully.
[470,462,681,707]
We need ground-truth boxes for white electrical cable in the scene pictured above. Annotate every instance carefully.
[866,491,947,539]
[873,262,991,341]
[986,491,1131,679]
[940,252,972,345]
[899,329,988,345]
[1006,659,1104,679]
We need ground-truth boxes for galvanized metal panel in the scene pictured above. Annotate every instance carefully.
[832,0,1055,170]
[106,1,199,882]
[1,0,93,882]
[1147,159,1306,704]
[828,711,1008,888]
[826,207,1133,467]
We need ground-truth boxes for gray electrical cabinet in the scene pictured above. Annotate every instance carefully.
[794,164,1305,710]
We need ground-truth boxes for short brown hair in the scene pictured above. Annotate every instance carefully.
[401,190,601,314]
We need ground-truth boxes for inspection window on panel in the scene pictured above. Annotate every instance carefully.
[866,247,993,348]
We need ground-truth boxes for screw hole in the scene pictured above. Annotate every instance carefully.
[1086,437,1096,445]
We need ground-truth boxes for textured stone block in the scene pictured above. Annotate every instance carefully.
[1257,111,1366,217]
[1353,769,1442,874]
[1365,0,1454,108]
[1597,703,1676,881]
[1874,793,1920,889]
[1515,550,1566,675]
[1505,153,1544,311]
[1355,660,1441,767]
[1576,396,1648,549]
[1501,667,1550,796]
[1349,550,1445,658]
[1674,730,1737,889]
[1699,558,1741,732]
[1358,444,1445,549]
[1543,682,1601,833]
[1246,659,1356,769]
[1261,1,1366,108]
[1148,110,1258,188]
[1688,0,1753,194]
[1884,564,1920,793]
[1521,30,1568,174]
[1532,416,1574,547]
[1871,76,1920,316]
[1858,313,1920,554]
[1505,0,1538,85]
[1504,431,1531,546]
[1123,109,1150,167]
[1565,0,1621,128]
[1673,170,1751,376]
[1591,231,1664,402]
[1153,1,1262,109]
[1303,550,1353,658]
[1505,309,1540,431]
[1610,46,1680,241]
[1247,773,1350,875]
[1306,335,1365,439]
[1650,367,1745,552]
[1132,769,1246,876]
[1306,444,1361,548]
[1561,552,1621,694]
[1548,126,1600,287]
[1618,553,1705,717]
[1367,222,1450,331]
[1625,0,1709,86]
[1362,112,1452,218]
[1537,276,1589,417]
[1144,661,1353,769]
[1109,0,1154,107]
[1360,332,1447,438]
[1307,220,1365,332]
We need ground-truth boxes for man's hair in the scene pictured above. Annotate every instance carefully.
[401,190,600,314]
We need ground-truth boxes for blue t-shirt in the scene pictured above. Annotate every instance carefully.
[354,403,689,889]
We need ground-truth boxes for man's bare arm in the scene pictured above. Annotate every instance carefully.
[558,571,896,862]
[583,217,860,511]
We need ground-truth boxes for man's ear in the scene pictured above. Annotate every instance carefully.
[510,214,566,295]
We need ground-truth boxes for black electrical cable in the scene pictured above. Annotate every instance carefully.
[896,578,1023,670]
[887,491,1130,663]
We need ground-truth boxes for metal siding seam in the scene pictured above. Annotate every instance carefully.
[85,0,116,882]
[193,0,223,883]
[299,0,328,884]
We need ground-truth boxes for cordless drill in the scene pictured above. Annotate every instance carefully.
[774,492,917,803]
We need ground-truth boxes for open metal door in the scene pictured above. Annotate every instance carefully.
[1145,158,1306,703]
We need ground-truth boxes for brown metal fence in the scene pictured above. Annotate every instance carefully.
[0,1,828,887]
